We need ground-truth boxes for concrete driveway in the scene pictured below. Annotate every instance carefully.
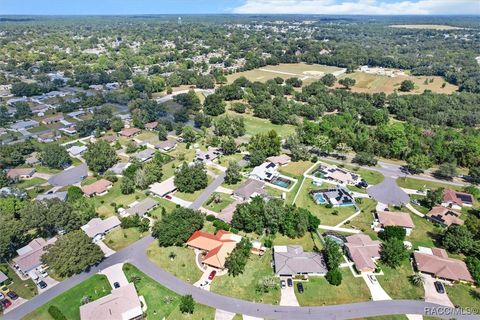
[96,240,116,257]
[367,176,409,206]
[423,275,453,307]
[37,276,59,294]
[279,280,299,306]
[99,263,128,288]
[194,266,216,291]
[215,309,236,320]
[48,163,88,186]
[362,274,391,301]
[3,297,28,314]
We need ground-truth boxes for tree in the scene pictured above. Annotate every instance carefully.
[410,273,425,286]
[110,117,124,132]
[179,295,195,314]
[469,166,480,184]
[152,207,204,246]
[442,225,473,254]
[321,73,336,87]
[14,102,33,120]
[225,238,252,276]
[225,161,241,185]
[220,137,237,155]
[41,144,71,169]
[84,140,117,173]
[0,170,11,188]
[352,152,377,166]
[157,124,168,141]
[400,80,415,92]
[325,268,342,286]
[174,162,208,193]
[285,77,302,87]
[120,176,135,194]
[41,230,103,277]
[424,188,444,209]
[338,77,356,89]
[231,102,247,113]
[380,226,406,241]
[248,130,281,166]
[380,238,409,268]
[466,257,480,284]
[406,154,432,174]
[214,116,245,137]
[307,214,320,232]
[203,93,226,116]
[436,162,458,179]
[181,126,197,143]
[285,135,309,161]
[323,238,342,270]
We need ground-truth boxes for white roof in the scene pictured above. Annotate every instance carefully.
[81,217,121,238]
[149,177,176,197]
[67,145,88,156]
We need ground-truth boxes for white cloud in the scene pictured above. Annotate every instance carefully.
[232,0,480,15]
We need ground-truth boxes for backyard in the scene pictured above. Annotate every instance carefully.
[203,192,234,213]
[224,109,296,138]
[23,275,111,320]
[294,268,371,305]
[279,160,313,177]
[104,227,146,251]
[271,232,323,252]
[377,260,424,300]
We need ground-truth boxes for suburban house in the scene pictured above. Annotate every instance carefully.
[81,217,121,242]
[374,211,415,236]
[10,120,39,131]
[144,121,158,130]
[413,247,473,283]
[442,189,474,210]
[80,283,143,320]
[232,179,267,202]
[41,115,63,125]
[195,147,222,163]
[155,139,177,152]
[266,154,291,166]
[426,206,464,227]
[67,145,88,157]
[249,162,279,182]
[344,234,381,273]
[310,188,355,207]
[82,179,113,197]
[149,178,177,198]
[120,127,141,138]
[37,131,61,143]
[36,191,68,202]
[25,153,40,165]
[272,245,327,277]
[100,135,118,144]
[133,148,155,162]
[59,126,77,136]
[121,197,158,217]
[109,162,130,175]
[313,165,361,185]
[6,168,36,180]
[186,230,241,269]
[12,237,57,277]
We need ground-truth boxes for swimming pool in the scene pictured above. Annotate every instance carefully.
[271,177,291,188]
[312,192,327,204]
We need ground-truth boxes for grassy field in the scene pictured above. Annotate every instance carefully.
[271,232,321,252]
[377,260,424,300]
[104,227,146,251]
[279,161,313,177]
[166,303,216,320]
[295,268,371,306]
[337,71,457,95]
[223,110,296,138]
[408,213,443,249]
[146,241,203,284]
[210,252,280,304]
[347,198,378,234]
[396,177,463,191]
[23,275,111,320]
[0,264,37,299]
[447,284,480,309]
[15,177,46,189]
[34,165,61,174]
[149,197,179,219]
[203,192,234,213]
[161,143,196,179]
[294,178,357,226]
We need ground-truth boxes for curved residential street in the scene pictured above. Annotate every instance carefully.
[3,235,478,320]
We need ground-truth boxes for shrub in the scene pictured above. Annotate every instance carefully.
[179,295,195,314]
[213,219,231,231]
[48,305,67,320]
[206,214,216,222]
[326,268,342,286]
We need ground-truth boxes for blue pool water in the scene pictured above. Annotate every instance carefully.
[312,193,327,204]
[272,178,291,188]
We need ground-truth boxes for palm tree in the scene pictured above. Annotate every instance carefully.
[410,273,425,286]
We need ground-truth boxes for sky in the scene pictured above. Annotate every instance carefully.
[1,0,479,15]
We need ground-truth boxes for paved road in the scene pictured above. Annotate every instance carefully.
[190,171,226,209]
[367,176,410,206]
[4,235,477,320]
[48,163,88,186]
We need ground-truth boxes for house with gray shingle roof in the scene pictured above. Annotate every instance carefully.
[273,245,327,277]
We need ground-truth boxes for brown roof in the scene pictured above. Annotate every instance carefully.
[233,179,266,200]
[378,211,414,229]
[81,179,112,196]
[7,168,35,179]
[443,189,474,206]
[119,127,141,137]
[101,135,117,143]
[345,234,381,272]
[426,206,464,226]
[145,121,158,129]
[266,154,291,166]
[414,250,473,282]
[186,230,238,269]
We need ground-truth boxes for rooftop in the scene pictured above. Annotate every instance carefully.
[82,179,113,196]
[81,217,121,238]
[414,247,473,282]
[273,245,327,276]
[377,211,414,229]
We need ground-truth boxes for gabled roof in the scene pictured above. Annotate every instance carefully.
[266,154,291,166]
[426,206,463,226]
[81,179,112,196]
[145,121,158,129]
[13,237,57,272]
[233,179,266,200]
[345,234,381,272]
[120,127,141,137]
[81,217,121,238]
[443,189,474,206]
[124,197,158,217]
[378,211,414,229]
[7,168,35,179]
[414,249,473,282]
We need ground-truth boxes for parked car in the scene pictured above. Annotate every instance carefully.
[38,270,48,278]
[165,195,172,200]
[297,282,304,294]
[0,292,4,300]
[1,298,11,309]
[7,291,18,300]
[434,281,445,294]
[208,270,216,280]
[113,282,120,289]
[287,278,293,287]
[0,285,10,294]
[280,280,286,289]
[37,281,47,289]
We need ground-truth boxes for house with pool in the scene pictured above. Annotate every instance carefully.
[249,161,295,190]
[310,187,355,207]
[312,164,362,186]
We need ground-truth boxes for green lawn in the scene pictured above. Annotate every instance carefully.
[104,227,146,251]
[149,198,179,220]
[166,303,216,320]
[27,124,49,133]
[217,153,245,167]
[161,143,196,180]
[223,110,296,138]
[15,177,46,189]
[294,179,357,226]
[347,198,378,235]
[279,161,313,177]
[319,161,384,185]
[377,260,424,300]
[175,175,214,202]
[271,232,320,252]
[220,176,247,190]
[0,264,37,299]
[146,241,203,284]
[294,269,371,306]
[447,284,480,309]
[396,177,462,191]
[80,176,98,186]
[203,192,234,213]
[408,213,443,249]
[34,165,61,174]
[23,275,111,320]
[210,252,280,304]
